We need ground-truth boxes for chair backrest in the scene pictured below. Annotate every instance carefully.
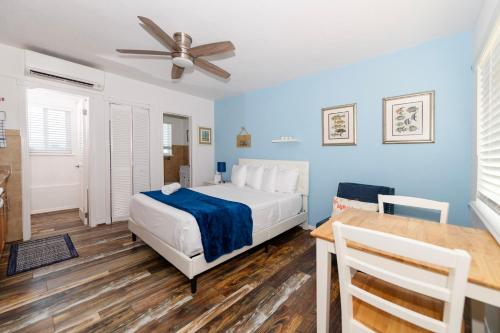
[337,182,395,214]
[333,221,470,333]
[378,194,450,224]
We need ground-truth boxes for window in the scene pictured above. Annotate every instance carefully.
[28,106,72,154]
[163,122,172,156]
[476,23,500,242]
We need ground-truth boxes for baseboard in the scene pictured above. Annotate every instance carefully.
[315,217,330,228]
[92,217,112,227]
[31,206,79,215]
[300,222,315,230]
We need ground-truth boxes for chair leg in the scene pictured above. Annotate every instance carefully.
[131,233,137,242]
[190,276,198,294]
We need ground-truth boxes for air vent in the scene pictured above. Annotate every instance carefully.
[29,70,95,88]
[25,51,105,91]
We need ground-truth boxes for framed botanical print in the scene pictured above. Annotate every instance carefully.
[199,127,212,144]
[383,91,435,144]
[322,103,357,146]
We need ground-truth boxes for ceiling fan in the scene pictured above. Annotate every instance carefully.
[117,16,235,80]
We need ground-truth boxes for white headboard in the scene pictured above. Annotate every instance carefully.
[239,158,310,212]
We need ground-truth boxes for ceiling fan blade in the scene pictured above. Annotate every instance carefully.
[194,58,230,79]
[189,41,235,58]
[137,16,180,52]
[116,49,171,56]
[171,64,184,79]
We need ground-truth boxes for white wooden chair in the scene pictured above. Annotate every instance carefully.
[378,194,450,224]
[333,221,470,333]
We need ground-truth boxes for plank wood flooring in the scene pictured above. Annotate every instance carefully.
[0,211,471,332]
[0,210,343,332]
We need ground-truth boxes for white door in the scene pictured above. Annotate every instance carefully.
[132,106,150,193]
[110,103,133,222]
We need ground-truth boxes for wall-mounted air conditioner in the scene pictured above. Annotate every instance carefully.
[25,50,105,91]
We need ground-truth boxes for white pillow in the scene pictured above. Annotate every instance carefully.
[246,165,264,190]
[231,164,247,187]
[331,196,378,217]
[276,168,299,193]
[261,166,278,193]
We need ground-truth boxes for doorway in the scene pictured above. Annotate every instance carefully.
[163,113,191,187]
[26,88,89,234]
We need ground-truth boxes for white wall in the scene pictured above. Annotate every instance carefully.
[0,44,24,130]
[164,115,189,146]
[27,89,82,214]
[0,43,214,235]
[30,156,80,213]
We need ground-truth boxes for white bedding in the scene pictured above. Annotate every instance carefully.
[129,183,302,257]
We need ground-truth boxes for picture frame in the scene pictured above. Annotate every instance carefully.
[198,127,212,144]
[322,103,357,146]
[236,127,251,148]
[383,91,435,144]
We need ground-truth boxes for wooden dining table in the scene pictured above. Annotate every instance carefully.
[310,208,500,333]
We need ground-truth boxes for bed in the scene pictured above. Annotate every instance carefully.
[128,158,309,292]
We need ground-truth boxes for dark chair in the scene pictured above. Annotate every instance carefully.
[337,182,395,214]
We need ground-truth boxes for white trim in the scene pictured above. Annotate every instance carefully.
[31,205,79,215]
[19,80,93,240]
[162,112,193,187]
[470,200,500,245]
[30,183,80,189]
[300,222,315,230]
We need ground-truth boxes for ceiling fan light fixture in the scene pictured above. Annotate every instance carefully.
[118,18,233,79]
[172,56,193,68]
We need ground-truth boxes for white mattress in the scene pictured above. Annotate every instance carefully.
[129,183,302,257]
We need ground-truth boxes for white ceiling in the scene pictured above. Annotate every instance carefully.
[0,0,484,100]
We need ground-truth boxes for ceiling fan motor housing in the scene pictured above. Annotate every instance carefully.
[172,32,194,68]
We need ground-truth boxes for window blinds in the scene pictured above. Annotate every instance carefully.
[477,28,500,214]
[163,123,172,156]
[28,107,72,154]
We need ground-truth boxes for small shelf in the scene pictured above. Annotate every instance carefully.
[271,138,301,143]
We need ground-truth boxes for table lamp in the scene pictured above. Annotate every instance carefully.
[215,161,226,183]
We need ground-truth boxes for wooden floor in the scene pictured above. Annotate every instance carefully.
[0,210,343,332]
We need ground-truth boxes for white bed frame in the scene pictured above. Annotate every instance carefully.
[128,158,309,292]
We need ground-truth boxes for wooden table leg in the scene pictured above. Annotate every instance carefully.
[317,239,332,333]
[470,299,485,333]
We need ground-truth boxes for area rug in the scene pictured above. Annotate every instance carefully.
[7,233,78,276]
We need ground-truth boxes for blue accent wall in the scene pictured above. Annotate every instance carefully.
[215,33,473,226]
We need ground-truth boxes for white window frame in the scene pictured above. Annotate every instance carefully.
[473,20,500,244]
[28,104,74,155]
[163,122,173,157]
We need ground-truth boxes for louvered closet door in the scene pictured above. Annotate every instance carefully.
[132,107,150,193]
[110,103,133,221]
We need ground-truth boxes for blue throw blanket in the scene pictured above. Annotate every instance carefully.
[142,189,253,262]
